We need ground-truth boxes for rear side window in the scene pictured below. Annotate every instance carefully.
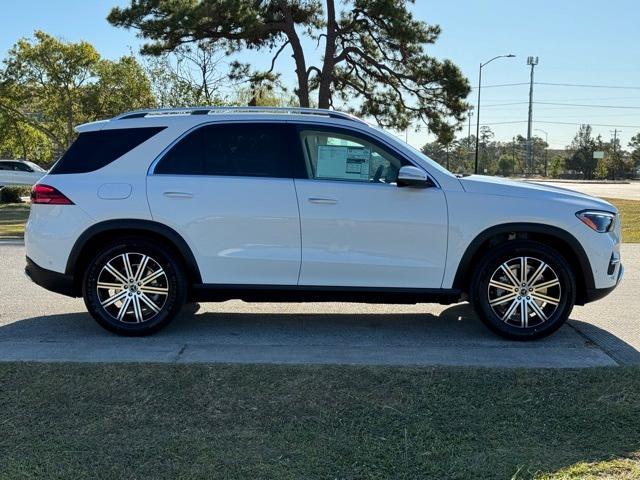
[50,127,166,174]
[154,123,292,178]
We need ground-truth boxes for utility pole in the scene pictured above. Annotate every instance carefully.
[526,56,539,174]
[610,129,621,180]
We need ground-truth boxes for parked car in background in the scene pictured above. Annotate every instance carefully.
[0,159,47,188]
[24,107,623,340]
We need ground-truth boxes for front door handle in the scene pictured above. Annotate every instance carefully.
[163,191,193,199]
[308,197,337,205]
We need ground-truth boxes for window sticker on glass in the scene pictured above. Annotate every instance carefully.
[316,145,371,180]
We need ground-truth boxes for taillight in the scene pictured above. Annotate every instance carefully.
[30,184,74,205]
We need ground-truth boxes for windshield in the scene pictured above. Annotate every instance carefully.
[369,125,456,177]
[24,161,46,172]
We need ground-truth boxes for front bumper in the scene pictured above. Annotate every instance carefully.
[584,263,624,304]
[25,256,77,297]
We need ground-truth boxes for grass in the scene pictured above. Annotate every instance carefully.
[603,198,640,243]
[0,363,639,479]
[0,203,29,238]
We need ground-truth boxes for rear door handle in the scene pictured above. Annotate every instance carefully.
[308,197,337,205]
[163,191,193,199]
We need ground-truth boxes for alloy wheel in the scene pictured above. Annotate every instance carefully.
[96,252,169,323]
[487,256,561,328]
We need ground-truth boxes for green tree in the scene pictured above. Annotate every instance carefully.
[565,124,597,179]
[421,141,447,167]
[0,31,154,155]
[548,154,566,178]
[629,133,640,173]
[107,0,470,141]
[497,153,517,176]
[0,111,53,165]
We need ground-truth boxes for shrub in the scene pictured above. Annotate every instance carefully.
[0,186,31,203]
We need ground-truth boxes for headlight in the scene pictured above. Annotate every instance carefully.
[576,210,616,233]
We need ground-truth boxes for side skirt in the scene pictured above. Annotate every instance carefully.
[190,284,462,305]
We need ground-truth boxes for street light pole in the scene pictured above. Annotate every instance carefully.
[474,54,516,174]
[534,128,548,177]
[526,56,539,173]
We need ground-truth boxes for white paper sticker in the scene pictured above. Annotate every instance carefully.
[316,145,370,180]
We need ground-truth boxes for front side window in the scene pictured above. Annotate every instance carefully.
[299,129,406,184]
[154,123,292,178]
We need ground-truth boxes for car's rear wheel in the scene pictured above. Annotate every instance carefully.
[82,238,186,336]
[471,240,576,340]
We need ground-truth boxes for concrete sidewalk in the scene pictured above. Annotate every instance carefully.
[1,244,637,368]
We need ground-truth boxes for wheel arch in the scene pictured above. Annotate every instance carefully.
[452,223,594,305]
[66,219,202,295]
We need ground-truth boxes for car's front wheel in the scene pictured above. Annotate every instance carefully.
[82,238,186,336]
[471,240,576,340]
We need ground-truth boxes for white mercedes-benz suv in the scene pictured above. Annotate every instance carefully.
[24,107,623,339]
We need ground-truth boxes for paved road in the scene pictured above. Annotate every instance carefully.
[0,244,637,367]
[533,180,640,201]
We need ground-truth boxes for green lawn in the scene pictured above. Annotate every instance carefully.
[0,203,29,238]
[604,198,640,243]
[0,363,639,479]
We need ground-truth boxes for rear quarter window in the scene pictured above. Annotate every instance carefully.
[50,127,166,174]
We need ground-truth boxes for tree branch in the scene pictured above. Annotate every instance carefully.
[268,40,290,74]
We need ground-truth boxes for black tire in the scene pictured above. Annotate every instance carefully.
[82,238,187,336]
[470,240,576,340]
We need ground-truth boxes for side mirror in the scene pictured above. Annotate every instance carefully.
[397,166,431,188]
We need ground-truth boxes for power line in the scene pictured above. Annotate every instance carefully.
[483,102,528,107]
[535,101,640,109]
[470,120,640,128]
[470,82,529,90]
[536,121,640,128]
[536,82,640,90]
[471,81,640,91]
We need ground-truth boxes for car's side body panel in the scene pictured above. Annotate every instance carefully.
[294,178,448,288]
[147,175,302,285]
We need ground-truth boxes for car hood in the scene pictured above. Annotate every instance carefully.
[459,175,617,212]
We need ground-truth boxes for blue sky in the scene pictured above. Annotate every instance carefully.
[2,0,639,150]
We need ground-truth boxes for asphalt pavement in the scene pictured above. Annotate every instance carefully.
[0,244,637,368]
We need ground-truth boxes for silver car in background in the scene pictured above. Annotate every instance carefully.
[0,159,47,188]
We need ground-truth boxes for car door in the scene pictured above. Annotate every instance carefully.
[147,122,301,285]
[292,125,448,289]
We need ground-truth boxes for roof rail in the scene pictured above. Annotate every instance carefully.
[113,106,366,124]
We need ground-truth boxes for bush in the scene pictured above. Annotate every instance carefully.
[0,185,31,204]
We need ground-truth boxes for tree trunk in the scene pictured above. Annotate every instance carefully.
[318,0,336,109]
[282,7,310,107]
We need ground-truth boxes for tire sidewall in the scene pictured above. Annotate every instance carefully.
[471,241,576,340]
[82,239,186,336]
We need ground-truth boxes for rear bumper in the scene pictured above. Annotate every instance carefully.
[25,256,77,297]
[584,264,624,304]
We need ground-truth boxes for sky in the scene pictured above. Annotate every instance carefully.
[2,0,639,150]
